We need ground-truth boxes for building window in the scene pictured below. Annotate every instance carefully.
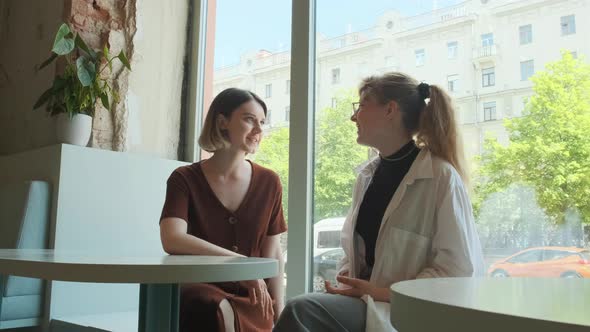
[285,80,290,94]
[447,74,459,92]
[331,98,337,108]
[519,24,532,45]
[331,68,340,84]
[571,51,578,59]
[561,15,576,36]
[415,49,425,66]
[285,106,290,122]
[481,33,494,47]
[266,109,272,124]
[520,60,534,81]
[483,101,496,121]
[482,67,495,87]
[447,41,458,59]
[265,84,272,98]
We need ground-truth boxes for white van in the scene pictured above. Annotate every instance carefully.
[282,217,345,262]
[313,217,345,257]
[282,217,345,291]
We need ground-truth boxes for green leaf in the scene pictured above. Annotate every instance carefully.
[117,51,131,70]
[33,86,54,109]
[103,45,112,71]
[52,23,75,55]
[76,56,96,87]
[75,34,96,59]
[38,53,58,71]
[52,76,68,92]
[100,92,110,111]
[103,45,110,59]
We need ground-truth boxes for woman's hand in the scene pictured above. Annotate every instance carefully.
[239,279,274,320]
[326,275,391,302]
[325,275,373,298]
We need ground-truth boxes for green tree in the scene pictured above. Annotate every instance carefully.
[475,52,590,226]
[314,91,368,221]
[255,126,290,219]
[254,90,368,223]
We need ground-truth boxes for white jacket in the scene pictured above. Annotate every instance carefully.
[338,149,485,332]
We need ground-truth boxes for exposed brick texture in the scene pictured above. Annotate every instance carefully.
[67,0,136,151]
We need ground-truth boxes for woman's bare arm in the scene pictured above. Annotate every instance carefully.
[261,234,285,321]
[160,218,244,257]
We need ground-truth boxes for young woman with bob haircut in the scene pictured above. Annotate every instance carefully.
[160,88,287,332]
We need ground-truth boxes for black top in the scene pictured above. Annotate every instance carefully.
[355,140,420,270]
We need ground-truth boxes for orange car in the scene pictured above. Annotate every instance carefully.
[488,246,590,278]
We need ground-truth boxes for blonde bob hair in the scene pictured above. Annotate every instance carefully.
[198,88,267,152]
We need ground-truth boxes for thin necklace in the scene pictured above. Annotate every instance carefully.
[380,145,417,162]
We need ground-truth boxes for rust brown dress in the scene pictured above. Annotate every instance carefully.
[160,160,287,332]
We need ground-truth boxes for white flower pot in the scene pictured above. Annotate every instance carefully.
[55,113,92,146]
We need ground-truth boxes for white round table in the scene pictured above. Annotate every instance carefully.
[0,249,278,332]
[390,277,590,332]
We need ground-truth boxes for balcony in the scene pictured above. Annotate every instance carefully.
[473,44,499,63]
[400,2,469,30]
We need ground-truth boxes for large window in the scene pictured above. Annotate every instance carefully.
[447,41,458,59]
[481,33,494,47]
[315,0,589,295]
[519,24,533,45]
[209,0,292,298]
[520,60,535,81]
[561,14,576,35]
[482,67,495,87]
[202,0,590,300]
[415,49,425,66]
[483,101,497,121]
[331,68,340,84]
[447,74,459,93]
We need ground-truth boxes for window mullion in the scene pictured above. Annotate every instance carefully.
[286,0,316,299]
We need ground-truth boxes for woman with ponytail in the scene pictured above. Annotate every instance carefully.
[274,72,484,332]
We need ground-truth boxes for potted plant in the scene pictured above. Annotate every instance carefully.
[33,23,131,146]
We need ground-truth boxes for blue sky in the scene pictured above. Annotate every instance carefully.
[213,0,463,68]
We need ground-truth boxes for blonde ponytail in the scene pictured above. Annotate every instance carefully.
[416,85,469,185]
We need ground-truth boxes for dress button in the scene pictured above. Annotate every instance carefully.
[231,245,239,252]
[228,216,237,225]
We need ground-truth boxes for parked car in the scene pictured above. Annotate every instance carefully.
[488,246,590,278]
[283,217,345,278]
[312,248,345,292]
[283,247,346,292]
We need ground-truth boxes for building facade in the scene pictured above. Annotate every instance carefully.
[213,0,589,157]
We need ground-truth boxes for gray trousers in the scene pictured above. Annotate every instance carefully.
[274,293,367,332]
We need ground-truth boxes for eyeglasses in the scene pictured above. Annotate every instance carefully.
[352,102,360,116]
